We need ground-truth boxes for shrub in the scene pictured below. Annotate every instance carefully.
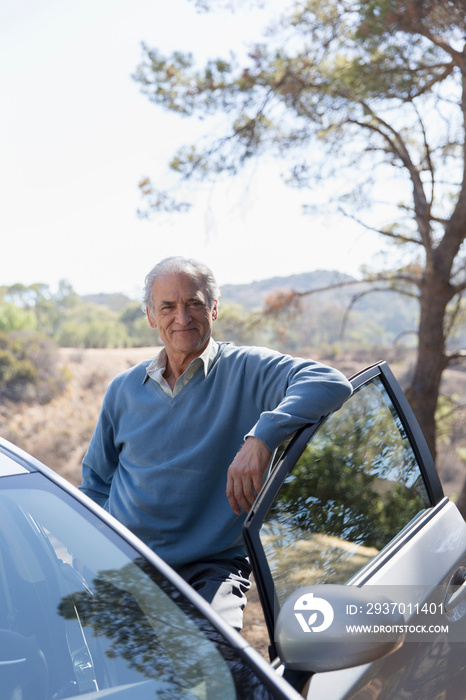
[56,304,131,348]
[0,332,68,404]
[0,303,37,332]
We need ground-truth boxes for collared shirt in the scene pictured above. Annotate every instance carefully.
[144,337,219,397]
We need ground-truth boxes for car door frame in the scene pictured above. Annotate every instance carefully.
[243,361,445,658]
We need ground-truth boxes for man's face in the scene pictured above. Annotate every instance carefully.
[147,272,218,364]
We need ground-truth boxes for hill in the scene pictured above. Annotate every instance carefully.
[220,269,419,350]
[220,270,354,308]
[81,292,133,312]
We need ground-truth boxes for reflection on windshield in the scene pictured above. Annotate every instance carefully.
[0,480,275,700]
[58,561,230,698]
[261,378,430,604]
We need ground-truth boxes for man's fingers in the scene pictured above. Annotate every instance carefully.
[226,474,255,514]
[226,474,241,515]
[238,478,256,513]
[226,437,272,514]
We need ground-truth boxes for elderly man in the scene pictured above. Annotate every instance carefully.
[80,256,352,629]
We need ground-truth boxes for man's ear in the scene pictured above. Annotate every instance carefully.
[146,307,157,329]
[212,300,218,321]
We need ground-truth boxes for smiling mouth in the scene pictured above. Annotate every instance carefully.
[172,328,199,336]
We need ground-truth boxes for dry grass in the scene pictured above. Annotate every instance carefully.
[0,347,156,485]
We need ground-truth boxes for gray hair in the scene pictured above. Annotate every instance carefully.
[142,256,220,314]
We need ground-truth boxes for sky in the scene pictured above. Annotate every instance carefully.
[1,0,385,300]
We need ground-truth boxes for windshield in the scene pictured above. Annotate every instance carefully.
[0,473,276,700]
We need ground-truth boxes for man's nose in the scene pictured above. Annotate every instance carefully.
[175,305,192,324]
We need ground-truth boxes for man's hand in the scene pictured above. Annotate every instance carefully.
[226,437,272,515]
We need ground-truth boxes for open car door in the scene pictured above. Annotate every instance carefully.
[244,361,466,699]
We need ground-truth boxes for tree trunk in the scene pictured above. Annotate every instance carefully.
[405,272,450,462]
[403,263,466,520]
[456,478,466,517]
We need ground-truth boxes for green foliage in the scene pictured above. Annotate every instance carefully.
[0,303,37,332]
[274,438,424,551]
[133,0,463,210]
[0,332,68,404]
[119,302,156,347]
[0,282,156,350]
[0,282,50,308]
[57,304,131,349]
[214,302,260,345]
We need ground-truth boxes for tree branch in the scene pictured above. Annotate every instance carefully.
[446,350,466,364]
[452,278,466,295]
[279,276,422,303]
[349,105,433,260]
[337,207,423,246]
[407,62,456,99]
[416,30,464,66]
[340,286,419,339]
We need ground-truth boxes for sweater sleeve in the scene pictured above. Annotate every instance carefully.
[79,403,119,508]
[243,348,352,451]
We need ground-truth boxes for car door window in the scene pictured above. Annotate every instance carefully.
[258,374,432,607]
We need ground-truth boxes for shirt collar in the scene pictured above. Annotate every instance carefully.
[144,337,218,384]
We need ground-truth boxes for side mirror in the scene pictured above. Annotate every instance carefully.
[275,585,405,673]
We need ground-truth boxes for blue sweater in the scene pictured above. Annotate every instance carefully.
[80,342,352,567]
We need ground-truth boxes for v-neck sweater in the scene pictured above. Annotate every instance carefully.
[80,342,352,568]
